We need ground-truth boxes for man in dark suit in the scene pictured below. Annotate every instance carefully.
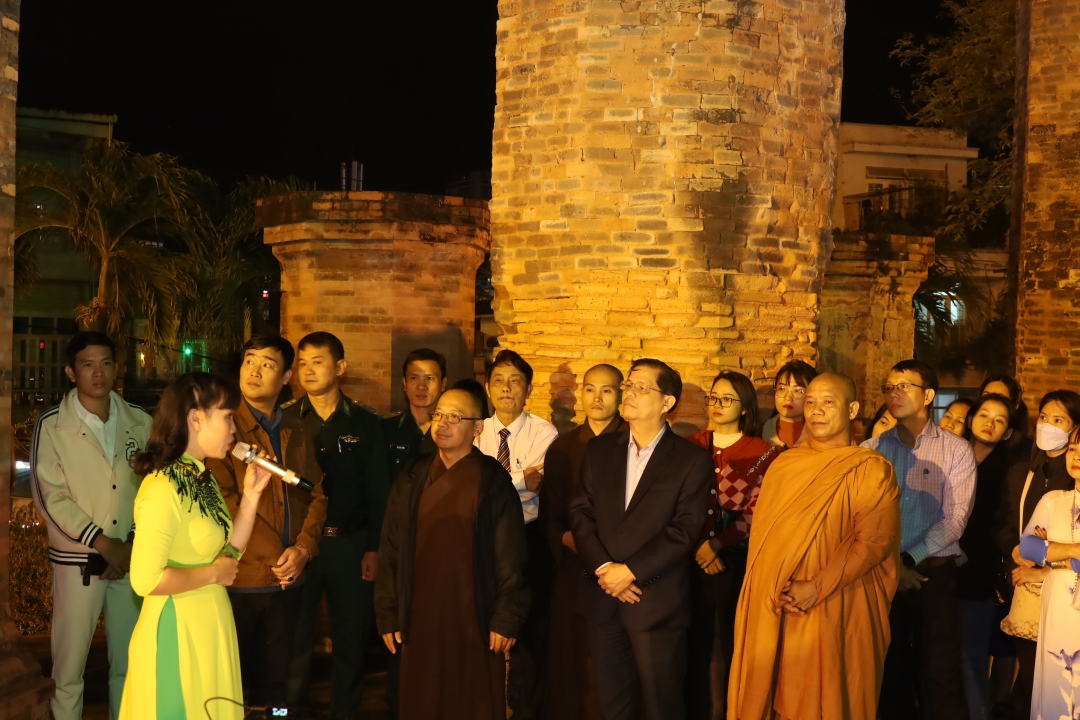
[570,358,712,720]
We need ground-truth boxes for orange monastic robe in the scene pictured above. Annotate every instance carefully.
[727,440,901,720]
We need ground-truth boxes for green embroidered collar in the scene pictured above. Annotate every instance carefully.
[163,454,232,537]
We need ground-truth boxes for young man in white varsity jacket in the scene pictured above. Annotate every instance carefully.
[31,331,151,720]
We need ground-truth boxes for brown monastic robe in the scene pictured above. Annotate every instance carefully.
[539,416,627,720]
[399,452,506,720]
[727,440,901,720]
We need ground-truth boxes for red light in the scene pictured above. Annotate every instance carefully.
[39,342,45,349]
[262,292,270,299]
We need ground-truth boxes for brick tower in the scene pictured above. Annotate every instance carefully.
[491,0,846,428]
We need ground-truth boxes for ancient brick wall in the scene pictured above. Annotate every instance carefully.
[491,0,846,429]
[1013,0,1080,410]
[0,3,54,718]
[819,234,934,433]
[258,192,490,413]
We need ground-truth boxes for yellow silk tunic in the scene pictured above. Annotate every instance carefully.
[119,456,243,720]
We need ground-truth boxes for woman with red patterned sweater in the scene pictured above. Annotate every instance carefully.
[684,371,782,720]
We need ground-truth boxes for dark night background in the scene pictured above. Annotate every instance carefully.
[18,0,951,194]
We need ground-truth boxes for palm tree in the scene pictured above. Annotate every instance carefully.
[173,176,304,358]
[15,141,197,351]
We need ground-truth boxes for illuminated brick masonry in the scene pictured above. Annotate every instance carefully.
[490,0,847,427]
[257,191,491,412]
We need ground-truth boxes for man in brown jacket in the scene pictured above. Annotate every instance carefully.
[207,335,327,707]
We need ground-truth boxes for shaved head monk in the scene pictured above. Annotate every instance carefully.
[375,388,529,720]
[727,372,902,720]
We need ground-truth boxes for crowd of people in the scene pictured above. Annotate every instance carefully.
[28,329,1080,720]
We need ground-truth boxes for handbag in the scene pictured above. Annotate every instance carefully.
[1000,469,1042,641]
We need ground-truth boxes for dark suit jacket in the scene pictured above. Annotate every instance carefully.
[569,426,712,631]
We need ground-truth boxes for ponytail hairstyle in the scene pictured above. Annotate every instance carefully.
[132,372,241,477]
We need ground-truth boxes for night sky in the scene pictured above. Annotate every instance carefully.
[18,0,950,194]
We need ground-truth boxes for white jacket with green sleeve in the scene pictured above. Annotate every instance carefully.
[31,389,152,566]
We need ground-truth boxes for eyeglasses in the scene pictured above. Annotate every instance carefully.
[429,411,482,425]
[620,381,661,396]
[775,385,806,397]
[706,396,739,408]
[881,382,926,395]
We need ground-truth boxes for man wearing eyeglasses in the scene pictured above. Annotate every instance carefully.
[570,358,712,720]
[475,349,559,720]
[861,359,977,720]
[376,388,529,720]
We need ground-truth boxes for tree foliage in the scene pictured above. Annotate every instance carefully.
[892,0,1016,248]
[14,141,300,374]
[890,0,1016,373]
[15,141,197,349]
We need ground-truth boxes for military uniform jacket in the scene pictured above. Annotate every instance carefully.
[381,409,437,483]
[285,392,392,553]
[31,390,151,565]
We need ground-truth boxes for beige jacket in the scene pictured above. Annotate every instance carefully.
[31,389,152,565]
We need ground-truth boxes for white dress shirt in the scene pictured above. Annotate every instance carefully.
[625,425,666,509]
[595,424,668,572]
[475,411,559,524]
[71,390,118,465]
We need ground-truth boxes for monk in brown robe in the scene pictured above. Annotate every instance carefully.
[727,373,901,720]
[375,389,529,720]
[539,364,627,720]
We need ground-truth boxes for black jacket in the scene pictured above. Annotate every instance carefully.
[569,427,712,631]
[374,448,530,642]
[993,449,1072,564]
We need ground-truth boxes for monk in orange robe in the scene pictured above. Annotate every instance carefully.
[727,373,901,720]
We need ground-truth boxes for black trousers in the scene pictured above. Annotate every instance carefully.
[685,548,747,720]
[508,521,553,720]
[589,617,687,720]
[229,586,303,707]
[879,560,969,720]
[287,534,374,719]
[1011,637,1037,720]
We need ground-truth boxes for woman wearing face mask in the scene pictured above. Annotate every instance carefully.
[686,371,780,720]
[994,389,1080,720]
[1016,425,1080,720]
[956,394,1017,720]
[940,397,975,438]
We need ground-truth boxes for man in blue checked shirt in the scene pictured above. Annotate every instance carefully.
[862,359,977,720]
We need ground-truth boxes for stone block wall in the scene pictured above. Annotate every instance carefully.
[491,0,846,429]
[818,234,934,432]
[258,192,490,412]
[0,2,53,718]
[1013,0,1080,410]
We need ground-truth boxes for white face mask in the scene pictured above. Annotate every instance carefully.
[1035,422,1070,452]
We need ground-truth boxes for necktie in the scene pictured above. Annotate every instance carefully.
[497,428,512,473]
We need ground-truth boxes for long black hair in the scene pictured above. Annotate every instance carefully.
[710,371,762,437]
[962,393,1017,443]
[132,373,241,477]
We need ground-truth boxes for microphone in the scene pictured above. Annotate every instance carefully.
[231,441,314,492]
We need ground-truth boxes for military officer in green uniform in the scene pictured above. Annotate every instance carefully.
[285,332,391,720]
[381,348,447,481]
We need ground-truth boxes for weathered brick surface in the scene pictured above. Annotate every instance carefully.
[0,3,54,717]
[491,0,846,429]
[1013,0,1080,411]
[819,234,934,434]
[258,191,491,412]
